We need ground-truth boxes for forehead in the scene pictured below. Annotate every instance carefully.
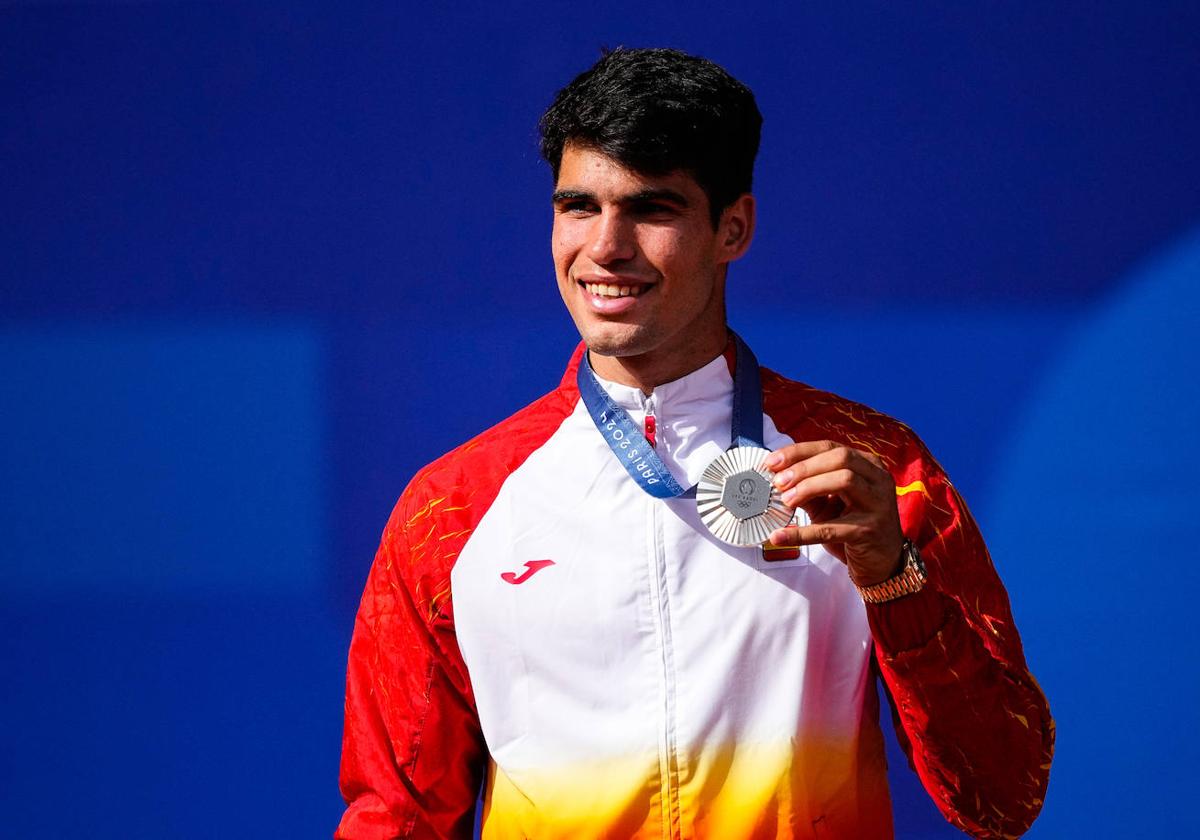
[556,144,705,199]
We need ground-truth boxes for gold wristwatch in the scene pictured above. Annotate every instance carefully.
[857,539,927,604]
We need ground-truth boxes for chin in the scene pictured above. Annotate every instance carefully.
[579,323,656,359]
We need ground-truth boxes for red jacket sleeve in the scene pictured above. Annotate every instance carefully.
[867,435,1054,839]
[336,384,577,838]
[336,490,486,840]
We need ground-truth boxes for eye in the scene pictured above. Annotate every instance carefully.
[556,199,597,216]
[631,201,677,218]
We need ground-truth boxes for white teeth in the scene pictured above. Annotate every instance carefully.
[584,282,643,298]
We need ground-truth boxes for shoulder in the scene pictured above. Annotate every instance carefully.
[386,376,580,545]
[761,366,924,473]
[366,381,579,624]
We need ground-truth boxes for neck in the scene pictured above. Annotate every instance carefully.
[588,326,730,395]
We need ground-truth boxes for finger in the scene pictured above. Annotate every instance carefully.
[767,524,801,547]
[780,468,876,511]
[772,446,889,496]
[766,521,848,564]
[763,440,837,471]
[769,512,873,548]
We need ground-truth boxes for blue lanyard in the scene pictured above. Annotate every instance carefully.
[576,331,765,499]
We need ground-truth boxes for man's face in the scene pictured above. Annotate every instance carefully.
[552,145,749,377]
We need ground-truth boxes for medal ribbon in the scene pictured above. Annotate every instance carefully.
[577,331,765,499]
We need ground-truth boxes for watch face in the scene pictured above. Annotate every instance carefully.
[903,540,927,574]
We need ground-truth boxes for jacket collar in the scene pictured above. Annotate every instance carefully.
[563,341,735,413]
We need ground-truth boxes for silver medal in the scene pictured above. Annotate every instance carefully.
[696,446,795,546]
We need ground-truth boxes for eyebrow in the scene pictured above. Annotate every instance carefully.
[551,188,691,208]
[551,189,592,203]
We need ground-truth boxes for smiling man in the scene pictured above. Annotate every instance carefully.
[550,146,746,389]
[337,48,1053,840]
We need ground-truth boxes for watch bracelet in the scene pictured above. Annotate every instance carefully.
[857,539,927,604]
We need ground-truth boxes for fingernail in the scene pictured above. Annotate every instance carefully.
[773,470,793,488]
[781,489,796,505]
[765,453,782,468]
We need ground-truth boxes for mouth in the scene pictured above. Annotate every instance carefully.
[575,278,653,315]
[579,281,651,299]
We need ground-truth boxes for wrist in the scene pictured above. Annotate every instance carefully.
[851,542,907,588]
[857,539,927,604]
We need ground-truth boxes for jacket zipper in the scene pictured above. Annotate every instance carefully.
[643,393,682,839]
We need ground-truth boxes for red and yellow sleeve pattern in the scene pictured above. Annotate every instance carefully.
[761,369,1054,840]
[336,488,485,840]
[869,433,1054,839]
[336,383,579,840]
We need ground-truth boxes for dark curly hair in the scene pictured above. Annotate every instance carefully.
[539,47,763,227]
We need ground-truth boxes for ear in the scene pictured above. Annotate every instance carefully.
[716,193,756,263]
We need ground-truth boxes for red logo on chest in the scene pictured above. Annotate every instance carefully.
[501,559,556,585]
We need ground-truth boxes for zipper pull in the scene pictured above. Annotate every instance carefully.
[643,396,657,449]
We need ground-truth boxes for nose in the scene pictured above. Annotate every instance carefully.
[588,209,636,265]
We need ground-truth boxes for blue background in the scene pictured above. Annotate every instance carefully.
[2,2,1198,837]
